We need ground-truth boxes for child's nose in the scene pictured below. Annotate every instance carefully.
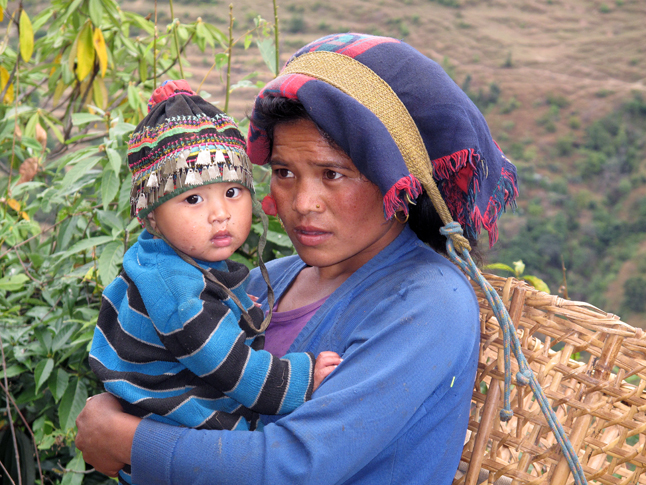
[208,202,230,224]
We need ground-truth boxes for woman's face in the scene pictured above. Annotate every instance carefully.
[270,120,404,277]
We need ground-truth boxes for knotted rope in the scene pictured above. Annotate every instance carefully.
[440,222,587,485]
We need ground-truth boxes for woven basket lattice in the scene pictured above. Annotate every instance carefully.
[455,274,646,485]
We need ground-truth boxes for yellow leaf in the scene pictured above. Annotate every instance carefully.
[19,10,34,63]
[53,79,66,106]
[68,35,78,73]
[76,22,95,81]
[93,77,108,109]
[0,5,3,23]
[0,66,14,104]
[83,266,95,282]
[50,53,62,76]
[7,198,21,212]
[21,212,30,221]
[93,28,108,77]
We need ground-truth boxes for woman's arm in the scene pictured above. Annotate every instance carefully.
[75,393,140,476]
[128,269,480,484]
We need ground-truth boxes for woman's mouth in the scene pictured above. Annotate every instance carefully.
[293,226,332,246]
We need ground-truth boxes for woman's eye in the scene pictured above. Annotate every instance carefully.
[226,187,241,198]
[324,170,343,180]
[274,168,294,178]
[185,194,203,205]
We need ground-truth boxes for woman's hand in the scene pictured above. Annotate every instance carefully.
[75,393,141,477]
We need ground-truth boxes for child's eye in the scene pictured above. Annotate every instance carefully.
[226,187,242,198]
[185,194,203,204]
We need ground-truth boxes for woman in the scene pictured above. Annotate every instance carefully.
[76,33,518,484]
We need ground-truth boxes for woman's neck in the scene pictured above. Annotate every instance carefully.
[276,265,351,312]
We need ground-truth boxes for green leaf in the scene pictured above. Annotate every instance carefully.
[127,83,139,110]
[48,368,70,402]
[0,364,26,379]
[244,33,253,50]
[34,358,54,393]
[52,323,78,352]
[34,327,53,353]
[110,121,136,137]
[19,9,34,62]
[60,235,115,258]
[58,377,88,430]
[106,148,122,174]
[522,275,551,294]
[24,112,40,139]
[251,223,293,248]
[203,23,227,47]
[0,274,30,291]
[97,210,125,232]
[88,0,104,27]
[101,168,120,208]
[483,263,514,274]
[118,173,133,212]
[229,252,253,270]
[59,156,102,190]
[139,55,148,83]
[71,112,104,125]
[257,38,277,76]
[99,241,124,286]
[60,453,85,485]
[41,114,65,143]
[512,260,526,277]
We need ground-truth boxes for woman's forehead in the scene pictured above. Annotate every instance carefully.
[270,121,356,168]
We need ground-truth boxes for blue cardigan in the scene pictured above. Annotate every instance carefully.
[90,231,315,430]
[131,227,480,484]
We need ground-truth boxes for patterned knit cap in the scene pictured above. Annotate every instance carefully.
[128,80,254,223]
[248,33,518,248]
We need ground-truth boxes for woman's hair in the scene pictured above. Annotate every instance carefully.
[252,95,480,260]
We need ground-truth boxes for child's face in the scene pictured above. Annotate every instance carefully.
[148,182,253,262]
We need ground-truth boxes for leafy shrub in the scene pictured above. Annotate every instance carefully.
[0,0,282,482]
[623,277,646,313]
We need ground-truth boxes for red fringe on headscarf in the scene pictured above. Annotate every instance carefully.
[383,174,423,220]
[471,166,519,248]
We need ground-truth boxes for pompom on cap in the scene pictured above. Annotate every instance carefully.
[147,80,196,113]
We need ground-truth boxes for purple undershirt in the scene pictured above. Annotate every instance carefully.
[264,296,329,357]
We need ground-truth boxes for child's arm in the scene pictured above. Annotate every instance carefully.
[152,293,327,415]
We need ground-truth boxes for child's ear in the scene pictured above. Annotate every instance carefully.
[147,210,157,231]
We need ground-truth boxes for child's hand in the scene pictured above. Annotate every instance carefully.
[248,294,261,308]
[313,351,342,391]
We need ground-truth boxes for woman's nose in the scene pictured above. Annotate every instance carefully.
[292,180,324,214]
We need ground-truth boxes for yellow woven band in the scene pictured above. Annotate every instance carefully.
[282,51,471,251]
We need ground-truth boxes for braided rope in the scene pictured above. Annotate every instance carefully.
[440,222,587,485]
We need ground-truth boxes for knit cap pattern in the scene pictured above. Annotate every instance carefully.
[128,80,254,223]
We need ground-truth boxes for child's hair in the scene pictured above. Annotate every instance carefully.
[127,80,254,224]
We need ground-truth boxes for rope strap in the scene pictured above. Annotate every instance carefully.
[440,222,588,485]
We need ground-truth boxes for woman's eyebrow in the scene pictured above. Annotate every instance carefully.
[312,161,353,170]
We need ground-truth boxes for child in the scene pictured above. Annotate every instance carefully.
[89,80,340,484]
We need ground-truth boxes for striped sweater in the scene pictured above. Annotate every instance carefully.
[90,230,316,433]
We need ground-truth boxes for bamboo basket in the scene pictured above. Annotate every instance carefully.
[455,274,646,485]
